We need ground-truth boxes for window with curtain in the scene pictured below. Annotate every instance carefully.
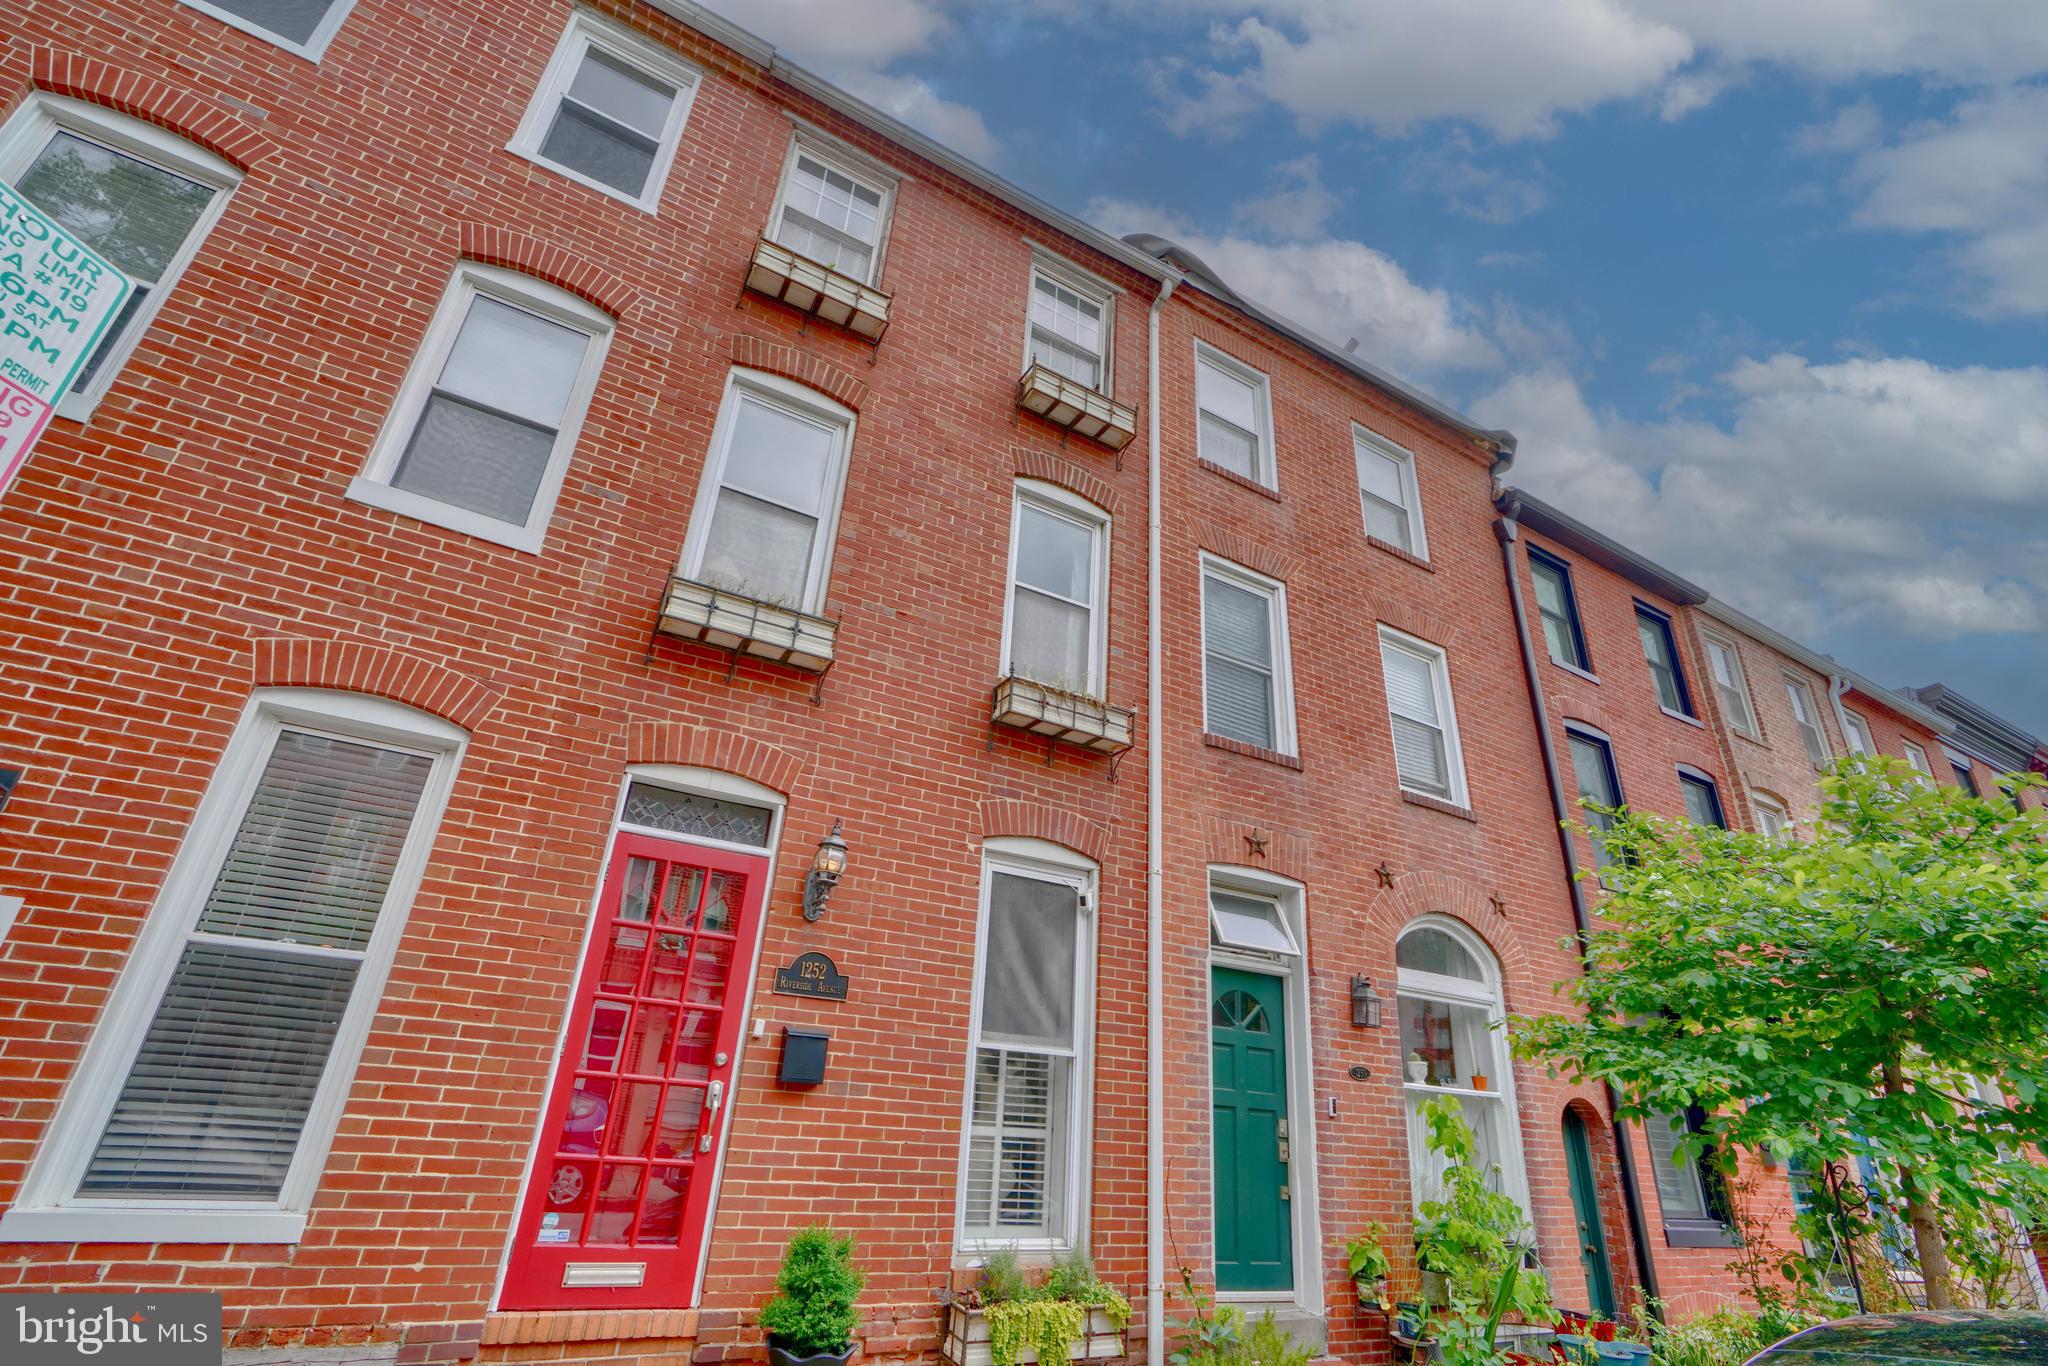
[962,862,1090,1246]
[1005,488,1106,696]
[1202,561,1289,752]
[1702,633,1756,735]
[1356,431,1425,556]
[1783,676,1831,768]
[1529,549,1588,671]
[1027,270,1109,390]
[1396,922,1529,1217]
[771,147,889,283]
[1379,630,1465,804]
[1635,606,1692,716]
[1569,728,1623,870]
[1678,770,1726,828]
[1195,346,1272,485]
[511,14,699,207]
[1643,1109,1735,1245]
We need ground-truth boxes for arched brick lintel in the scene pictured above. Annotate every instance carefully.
[1013,446,1121,518]
[624,721,805,798]
[1361,869,1532,991]
[1192,518,1296,583]
[979,798,1109,865]
[28,48,274,169]
[457,223,638,319]
[250,637,503,731]
[732,335,869,412]
[1201,817,1310,882]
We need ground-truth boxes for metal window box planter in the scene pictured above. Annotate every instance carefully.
[746,237,891,340]
[660,576,839,674]
[1016,364,1136,451]
[941,1305,1124,1366]
[992,676,1133,754]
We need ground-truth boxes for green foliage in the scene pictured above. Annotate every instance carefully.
[1513,760,2048,1302]
[986,1299,1084,1366]
[1345,1221,1393,1309]
[975,1248,1132,1366]
[760,1227,865,1357]
[979,1249,1033,1306]
[1166,1274,1307,1366]
[1649,1306,1816,1366]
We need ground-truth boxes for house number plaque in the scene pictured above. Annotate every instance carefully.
[773,950,849,1002]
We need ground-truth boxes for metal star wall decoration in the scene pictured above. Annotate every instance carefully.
[1374,861,1396,888]
[1244,830,1270,858]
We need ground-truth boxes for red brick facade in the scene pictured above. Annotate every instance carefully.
[0,4,2029,1365]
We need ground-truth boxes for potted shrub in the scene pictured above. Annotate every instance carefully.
[1345,1222,1392,1310]
[941,1250,1130,1366]
[762,1226,866,1366]
[1407,1052,1431,1084]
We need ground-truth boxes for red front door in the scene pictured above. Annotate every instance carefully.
[502,832,767,1309]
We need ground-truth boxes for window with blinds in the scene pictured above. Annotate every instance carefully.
[79,728,435,1201]
[1202,564,1289,752]
[1379,630,1464,803]
[1643,1110,1731,1237]
[1195,346,1271,485]
[962,865,1088,1245]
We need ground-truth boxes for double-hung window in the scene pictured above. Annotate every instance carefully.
[1194,343,1273,487]
[0,95,239,421]
[1635,605,1693,717]
[1379,629,1468,806]
[1644,1109,1735,1246]
[681,371,855,612]
[1903,742,1934,783]
[768,141,892,284]
[1677,768,1726,828]
[1529,549,1590,672]
[1783,676,1831,768]
[1003,484,1108,696]
[1841,710,1874,759]
[1356,428,1427,557]
[959,846,1095,1249]
[350,263,613,553]
[1568,726,1624,870]
[1751,793,1789,840]
[1947,750,1981,796]
[509,12,701,210]
[0,690,465,1244]
[1026,267,1111,391]
[178,0,356,59]
[1701,633,1757,737]
[1200,557,1294,754]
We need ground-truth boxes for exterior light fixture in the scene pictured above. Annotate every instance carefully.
[1350,975,1382,1028]
[803,819,849,921]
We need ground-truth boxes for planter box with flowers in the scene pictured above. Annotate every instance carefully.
[940,1251,1129,1366]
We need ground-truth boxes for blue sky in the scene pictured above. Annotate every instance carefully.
[706,1,2048,739]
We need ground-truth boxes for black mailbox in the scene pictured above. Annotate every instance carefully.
[779,1026,829,1088]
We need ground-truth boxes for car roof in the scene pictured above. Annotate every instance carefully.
[1750,1312,2048,1364]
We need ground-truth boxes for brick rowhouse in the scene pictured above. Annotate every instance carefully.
[0,4,2033,1366]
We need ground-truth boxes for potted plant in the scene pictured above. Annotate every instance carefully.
[1469,1072,1490,1091]
[1345,1222,1393,1310]
[1407,1052,1431,1084]
[762,1226,866,1366]
[941,1250,1131,1366]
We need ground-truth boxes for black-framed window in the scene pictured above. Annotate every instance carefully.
[1567,726,1624,870]
[1635,604,1693,717]
[1529,548,1590,672]
[1952,759,1981,796]
[1645,1107,1737,1247]
[1677,768,1725,828]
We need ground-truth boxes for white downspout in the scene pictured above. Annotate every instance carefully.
[1826,672,1855,754]
[1146,270,1178,1366]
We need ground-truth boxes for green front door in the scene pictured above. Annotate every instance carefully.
[1211,967,1292,1292]
[1563,1110,1618,1317]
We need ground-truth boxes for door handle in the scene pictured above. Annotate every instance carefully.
[698,1079,724,1154]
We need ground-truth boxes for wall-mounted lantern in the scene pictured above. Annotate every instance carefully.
[1350,975,1382,1028]
[802,818,849,921]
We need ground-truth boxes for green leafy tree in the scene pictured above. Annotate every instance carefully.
[760,1226,865,1356]
[1513,759,2048,1310]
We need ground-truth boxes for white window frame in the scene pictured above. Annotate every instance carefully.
[178,0,358,60]
[348,262,613,554]
[0,688,467,1245]
[1783,674,1832,769]
[1205,866,1323,1315]
[0,94,241,423]
[1193,341,1276,489]
[677,368,856,615]
[506,9,702,212]
[766,132,898,286]
[954,838,1097,1254]
[1903,741,1934,783]
[1198,554,1297,756]
[1751,792,1790,840]
[1701,631,1760,740]
[1377,626,1471,809]
[1000,480,1111,698]
[1022,257,1116,393]
[1354,426,1428,559]
[1841,709,1875,758]
[1395,916,1533,1220]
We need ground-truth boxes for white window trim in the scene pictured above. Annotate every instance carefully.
[1783,674,1832,767]
[677,367,857,615]
[1395,916,1533,1220]
[1701,630,1760,740]
[347,262,614,554]
[1750,791,1791,839]
[1193,341,1276,490]
[0,689,467,1246]
[1205,866,1323,1316]
[1903,741,1934,781]
[1354,425,1428,560]
[999,480,1110,699]
[507,9,702,212]
[954,838,1098,1254]
[766,132,898,286]
[0,94,241,423]
[1022,255,1115,393]
[1377,625,1471,809]
[178,0,358,60]
[1842,709,1874,758]
[1198,553,1298,756]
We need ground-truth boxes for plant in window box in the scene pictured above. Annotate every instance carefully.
[1345,1222,1393,1311]
[761,1226,866,1366]
[941,1249,1131,1366]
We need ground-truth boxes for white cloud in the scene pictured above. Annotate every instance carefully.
[1233,155,1343,239]
[1636,0,2048,86]
[696,0,953,68]
[836,72,1000,163]
[1403,141,1551,223]
[1792,99,1882,156]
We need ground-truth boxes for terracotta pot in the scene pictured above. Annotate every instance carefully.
[1470,1074,1490,1091]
